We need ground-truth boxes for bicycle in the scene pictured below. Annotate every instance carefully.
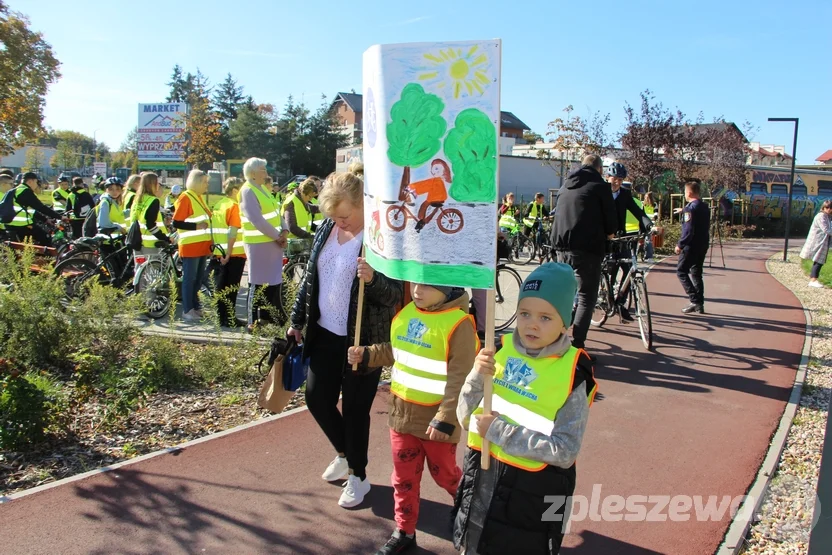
[500,222,535,265]
[385,191,464,234]
[590,231,653,350]
[532,216,554,264]
[53,235,136,302]
[469,263,523,332]
[280,238,312,319]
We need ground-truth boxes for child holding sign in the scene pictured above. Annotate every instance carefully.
[452,263,598,555]
[348,281,478,555]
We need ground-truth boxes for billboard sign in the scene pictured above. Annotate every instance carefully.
[137,103,187,162]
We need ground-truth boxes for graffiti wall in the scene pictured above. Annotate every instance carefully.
[742,193,832,220]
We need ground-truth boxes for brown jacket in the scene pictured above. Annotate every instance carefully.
[366,291,478,443]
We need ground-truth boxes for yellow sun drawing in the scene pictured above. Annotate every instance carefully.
[418,45,490,99]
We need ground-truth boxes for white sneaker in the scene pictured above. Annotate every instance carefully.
[809,281,824,288]
[321,455,349,482]
[338,474,371,508]
[182,310,201,322]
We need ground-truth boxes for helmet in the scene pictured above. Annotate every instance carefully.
[104,177,123,187]
[606,162,627,178]
[170,184,182,195]
[15,173,23,185]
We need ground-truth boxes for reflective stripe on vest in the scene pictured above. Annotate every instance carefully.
[53,188,70,211]
[133,195,168,249]
[389,303,472,407]
[499,210,517,231]
[282,193,310,237]
[211,197,245,257]
[523,202,542,227]
[241,182,282,244]
[467,337,590,471]
[626,198,644,233]
[8,186,34,226]
[177,191,212,245]
[123,190,136,219]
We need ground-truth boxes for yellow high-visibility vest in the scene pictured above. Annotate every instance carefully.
[211,197,245,257]
[7,186,34,227]
[53,188,71,212]
[626,198,645,233]
[282,193,310,238]
[131,195,168,249]
[241,182,282,244]
[390,303,474,407]
[467,335,595,471]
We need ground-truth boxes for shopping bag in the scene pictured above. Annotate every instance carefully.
[282,341,309,392]
[257,338,296,413]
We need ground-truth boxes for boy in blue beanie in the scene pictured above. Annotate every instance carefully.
[452,262,598,555]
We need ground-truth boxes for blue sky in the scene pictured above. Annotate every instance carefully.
[21,0,831,163]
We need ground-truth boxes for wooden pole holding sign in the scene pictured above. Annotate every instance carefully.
[353,245,366,372]
[480,287,496,470]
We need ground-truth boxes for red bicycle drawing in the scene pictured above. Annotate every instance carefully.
[386,189,464,235]
[369,210,385,252]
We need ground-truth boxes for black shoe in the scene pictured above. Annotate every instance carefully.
[414,219,425,232]
[618,305,634,323]
[376,530,416,555]
[682,303,704,314]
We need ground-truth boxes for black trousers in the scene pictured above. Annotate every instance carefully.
[677,247,707,305]
[811,262,823,279]
[305,323,381,480]
[213,257,246,326]
[556,250,602,349]
[8,225,50,246]
[247,283,281,325]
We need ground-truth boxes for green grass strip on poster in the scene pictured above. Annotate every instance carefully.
[366,249,494,289]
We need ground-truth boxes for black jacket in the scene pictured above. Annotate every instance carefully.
[452,352,596,555]
[66,187,95,221]
[15,186,61,220]
[614,187,649,234]
[551,167,617,256]
[290,219,403,371]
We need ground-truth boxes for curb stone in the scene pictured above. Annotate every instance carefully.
[715,254,813,554]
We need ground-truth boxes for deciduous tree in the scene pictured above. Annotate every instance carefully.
[621,90,675,192]
[22,146,45,173]
[0,2,61,154]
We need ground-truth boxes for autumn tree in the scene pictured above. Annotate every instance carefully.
[22,146,45,172]
[542,106,611,180]
[523,131,543,144]
[51,140,77,170]
[0,2,61,154]
[621,90,676,193]
[698,119,750,193]
[665,110,706,190]
[181,95,223,169]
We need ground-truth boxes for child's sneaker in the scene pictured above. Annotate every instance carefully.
[375,529,417,554]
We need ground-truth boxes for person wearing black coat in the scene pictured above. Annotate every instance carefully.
[550,155,617,356]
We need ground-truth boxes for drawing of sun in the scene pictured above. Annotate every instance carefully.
[418,45,490,99]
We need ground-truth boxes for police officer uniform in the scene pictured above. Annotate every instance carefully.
[677,198,711,313]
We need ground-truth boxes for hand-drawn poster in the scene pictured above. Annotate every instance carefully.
[362,40,501,290]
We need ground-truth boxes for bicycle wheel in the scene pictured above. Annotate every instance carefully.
[437,208,464,234]
[633,276,653,350]
[512,234,535,265]
[386,205,407,231]
[134,259,176,319]
[54,257,105,301]
[591,273,612,327]
[495,266,522,331]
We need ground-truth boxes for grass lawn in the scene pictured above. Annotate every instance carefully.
[800,258,832,287]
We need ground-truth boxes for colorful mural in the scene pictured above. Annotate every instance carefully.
[742,193,832,220]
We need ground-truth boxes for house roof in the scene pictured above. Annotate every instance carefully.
[332,92,530,130]
[816,149,832,162]
[691,122,748,143]
[333,92,364,113]
[754,146,792,159]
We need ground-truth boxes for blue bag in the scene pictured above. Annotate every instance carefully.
[282,338,309,392]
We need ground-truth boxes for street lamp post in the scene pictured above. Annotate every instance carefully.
[767,117,799,262]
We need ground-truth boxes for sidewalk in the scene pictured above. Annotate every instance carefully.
[0,241,806,554]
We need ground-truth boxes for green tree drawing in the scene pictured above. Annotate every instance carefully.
[444,108,497,202]
[386,83,446,197]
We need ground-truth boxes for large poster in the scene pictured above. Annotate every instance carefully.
[137,103,187,163]
[362,40,501,289]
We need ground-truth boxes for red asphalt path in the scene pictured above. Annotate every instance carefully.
[0,241,805,554]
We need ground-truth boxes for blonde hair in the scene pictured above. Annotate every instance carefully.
[223,177,243,196]
[347,160,364,177]
[185,169,206,191]
[299,178,318,198]
[131,172,159,217]
[125,174,141,192]
[319,171,362,216]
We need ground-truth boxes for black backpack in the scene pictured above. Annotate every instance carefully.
[0,187,20,224]
[126,219,142,251]
[82,204,100,238]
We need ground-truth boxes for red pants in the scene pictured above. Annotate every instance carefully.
[390,429,462,535]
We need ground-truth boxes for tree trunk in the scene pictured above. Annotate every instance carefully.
[398,166,411,201]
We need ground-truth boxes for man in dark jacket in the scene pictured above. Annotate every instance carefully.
[65,177,95,239]
[607,163,651,322]
[676,181,710,314]
[5,172,63,245]
[551,154,618,356]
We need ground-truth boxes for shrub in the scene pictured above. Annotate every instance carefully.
[140,336,189,389]
[0,360,48,449]
[187,341,263,387]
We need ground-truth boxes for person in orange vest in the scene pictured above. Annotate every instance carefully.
[171,169,213,322]
[348,281,477,553]
[453,263,598,555]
